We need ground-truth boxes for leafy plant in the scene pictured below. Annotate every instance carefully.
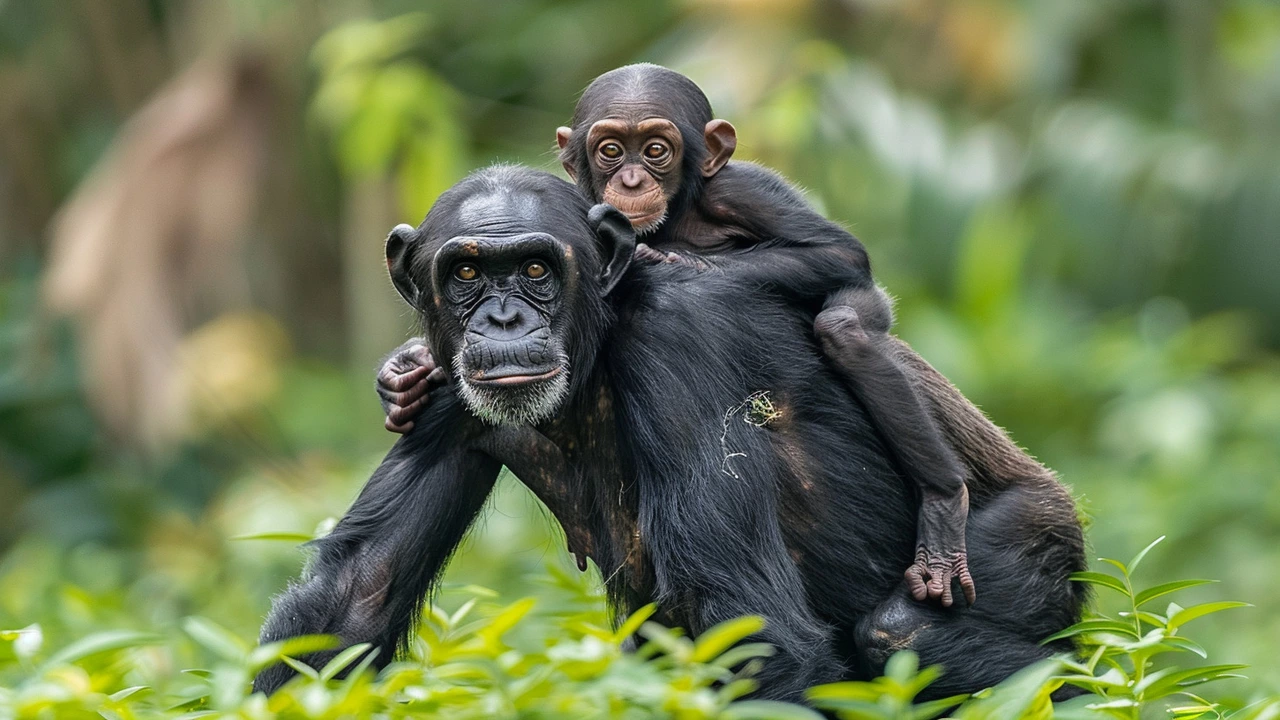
[1054,537,1255,719]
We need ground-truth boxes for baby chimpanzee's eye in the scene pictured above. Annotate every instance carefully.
[644,142,669,160]
[598,142,623,160]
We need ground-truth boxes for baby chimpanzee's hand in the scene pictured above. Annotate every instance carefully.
[634,243,710,271]
[376,340,445,433]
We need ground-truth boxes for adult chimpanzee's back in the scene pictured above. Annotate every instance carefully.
[254,166,1086,703]
[605,257,1087,698]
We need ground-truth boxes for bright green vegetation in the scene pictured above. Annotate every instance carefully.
[2,536,1275,718]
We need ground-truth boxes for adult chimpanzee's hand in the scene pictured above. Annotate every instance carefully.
[376,340,445,433]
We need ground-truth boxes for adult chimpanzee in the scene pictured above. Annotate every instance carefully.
[258,166,1085,700]
[376,65,1030,608]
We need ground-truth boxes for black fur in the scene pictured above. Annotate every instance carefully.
[256,167,1086,701]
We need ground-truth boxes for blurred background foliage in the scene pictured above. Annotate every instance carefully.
[1,0,1278,706]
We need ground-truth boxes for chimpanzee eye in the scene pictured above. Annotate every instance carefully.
[523,261,549,280]
[644,142,669,160]
[454,264,478,281]
[598,142,623,160]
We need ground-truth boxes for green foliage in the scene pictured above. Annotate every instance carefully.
[1,538,1276,719]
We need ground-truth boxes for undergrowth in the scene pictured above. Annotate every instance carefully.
[0,538,1275,719]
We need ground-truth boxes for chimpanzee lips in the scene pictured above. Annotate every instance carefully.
[469,366,563,387]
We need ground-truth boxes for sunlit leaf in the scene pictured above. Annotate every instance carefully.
[42,630,163,669]
[1134,580,1217,608]
[1127,536,1166,574]
[182,617,249,662]
[1070,571,1130,596]
[691,616,765,662]
[1168,602,1251,630]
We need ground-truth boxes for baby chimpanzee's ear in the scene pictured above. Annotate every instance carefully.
[556,127,578,181]
[587,204,635,297]
[385,224,422,308]
[701,119,737,177]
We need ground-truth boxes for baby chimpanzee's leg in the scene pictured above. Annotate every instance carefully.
[815,286,974,606]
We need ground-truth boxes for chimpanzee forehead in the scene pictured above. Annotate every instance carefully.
[454,189,546,236]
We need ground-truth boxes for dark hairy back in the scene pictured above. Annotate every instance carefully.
[604,262,918,608]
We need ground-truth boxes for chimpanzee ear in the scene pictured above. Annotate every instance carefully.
[385,223,422,308]
[701,119,737,177]
[587,204,635,297]
[556,126,578,181]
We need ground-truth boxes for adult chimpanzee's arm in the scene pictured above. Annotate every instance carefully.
[253,398,499,694]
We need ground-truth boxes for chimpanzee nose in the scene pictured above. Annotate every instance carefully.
[486,304,522,330]
[620,166,644,189]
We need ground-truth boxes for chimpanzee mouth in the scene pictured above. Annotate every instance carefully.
[454,354,571,426]
[468,366,563,388]
[625,210,665,233]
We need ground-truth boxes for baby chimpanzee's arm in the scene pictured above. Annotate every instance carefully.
[677,162,976,606]
[375,338,445,433]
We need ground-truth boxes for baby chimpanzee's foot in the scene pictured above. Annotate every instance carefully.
[904,546,975,608]
[376,343,445,433]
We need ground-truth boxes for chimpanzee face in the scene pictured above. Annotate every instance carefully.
[555,65,738,237]
[433,232,573,425]
[386,168,635,426]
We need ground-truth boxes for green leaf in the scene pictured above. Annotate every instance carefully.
[1070,571,1130,596]
[108,685,149,702]
[692,616,766,662]
[247,635,339,671]
[42,630,163,668]
[476,598,535,643]
[1142,664,1249,700]
[612,604,657,644]
[1099,558,1130,578]
[1135,579,1217,608]
[1128,536,1166,574]
[911,693,969,719]
[182,617,249,662]
[1169,602,1251,630]
[320,643,372,680]
[1042,619,1141,643]
[281,655,319,679]
[953,657,1062,720]
[710,642,776,669]
[721,700,825,719]
[229,531,314,543]
[1162,636,1209,659]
